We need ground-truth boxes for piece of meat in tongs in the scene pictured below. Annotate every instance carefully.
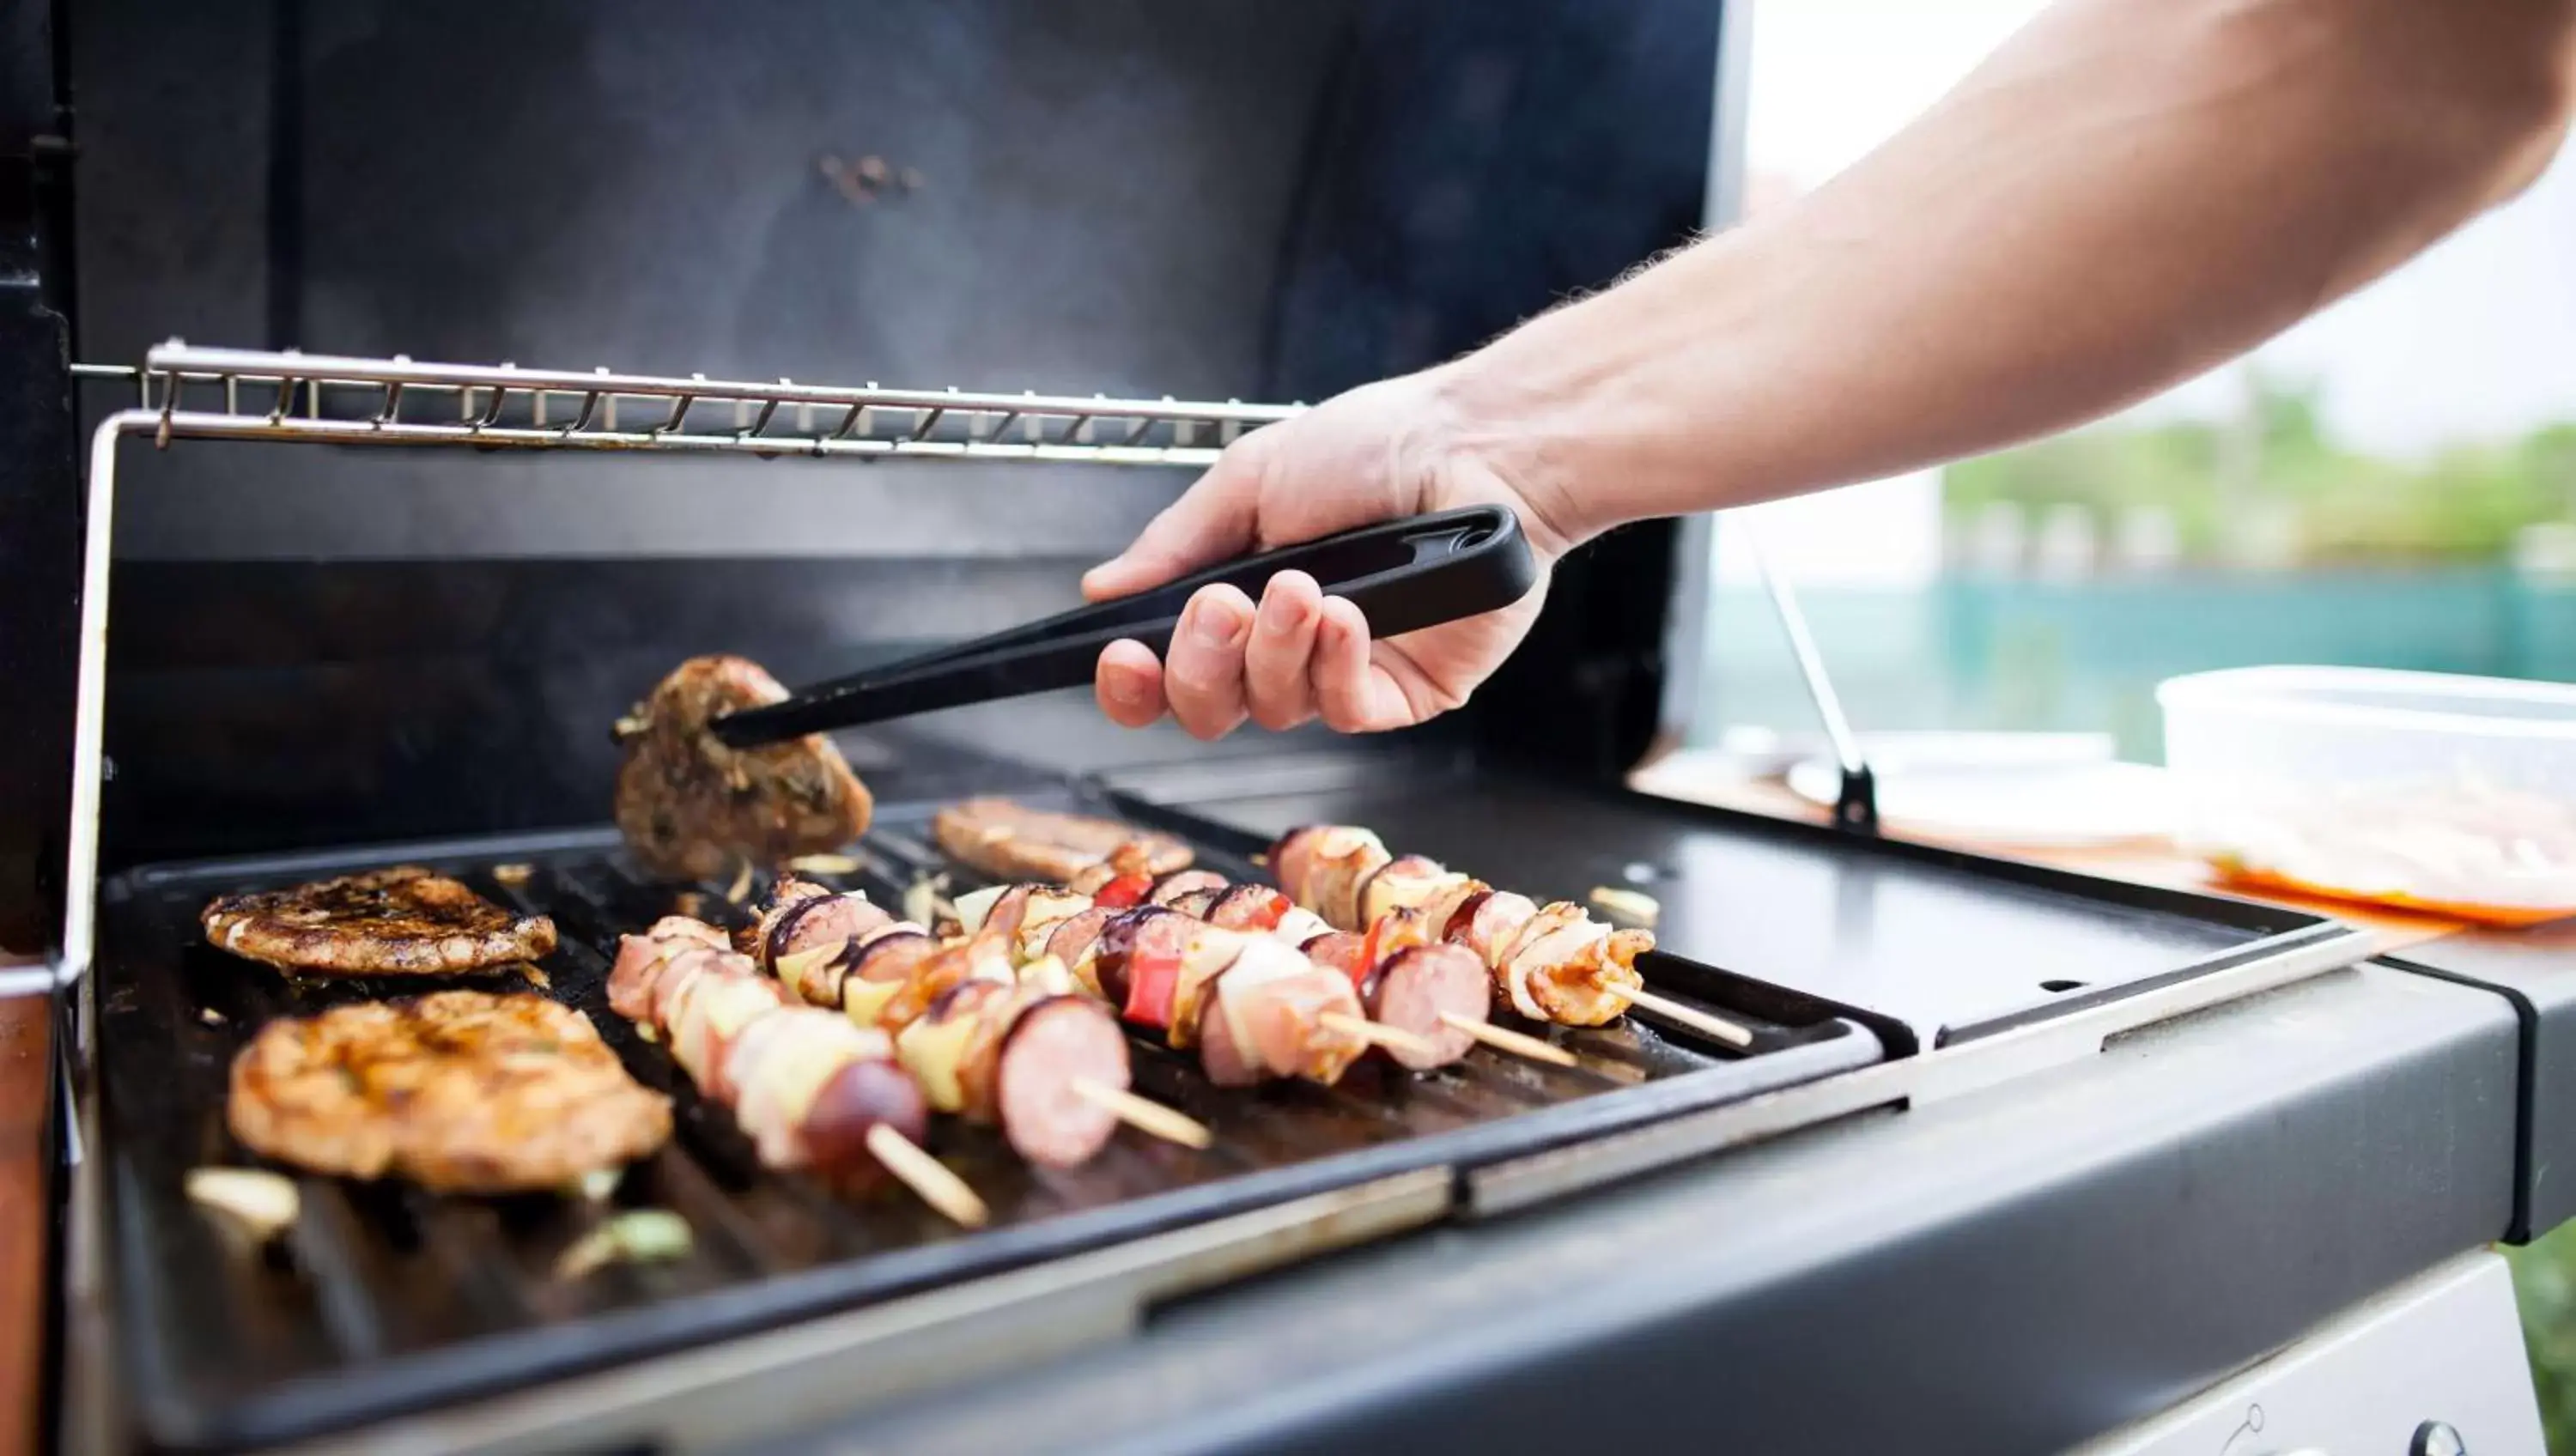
[613,656,874,882]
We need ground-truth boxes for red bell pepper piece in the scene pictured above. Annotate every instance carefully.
[1094,873,1153,911]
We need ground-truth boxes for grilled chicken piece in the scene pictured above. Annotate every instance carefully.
[613,656,874,882]
[226,992,671,1192]
[933,797,1193,885]
[202,865,556,975]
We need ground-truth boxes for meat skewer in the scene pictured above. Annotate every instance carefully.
[955,867,1493,1079]
[1268,827,1756,1050]
[605,919,989,1226]
[749,878,1210,1161]
[946,878,1385,1087]
[1066,860,1494,1066]
[1040,853,1576,1069]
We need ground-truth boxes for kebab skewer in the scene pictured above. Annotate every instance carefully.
[926,801,1521,1069]
[933,874,1439,1085]
[1070,861,1551,1064]
[951,864,1519,1074]
[759,861,1453,1092]
[603,919,988,1226]
[1270,827,1756,1049]
[751,879,1209,1161]
[1057,858,1580,1067]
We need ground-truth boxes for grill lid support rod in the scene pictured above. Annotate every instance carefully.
[1737,517,1879,835]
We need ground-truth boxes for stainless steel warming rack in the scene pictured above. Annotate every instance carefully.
[34,342,1305,1002]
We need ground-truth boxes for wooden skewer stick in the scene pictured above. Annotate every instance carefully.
[864,1124,991,1228]
[1318,1011,1440,1061]
[1611,986,1755,1049]
[1072,1078,1213,1150]
[1439,1012,1578,1067]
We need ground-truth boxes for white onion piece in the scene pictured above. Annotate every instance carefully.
[186,1168,300,1242]
[951,884,1009,935]
[1271,907,1333,947]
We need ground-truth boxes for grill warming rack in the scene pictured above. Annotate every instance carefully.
[71,344,1296,461]
[34,341,1305,1000]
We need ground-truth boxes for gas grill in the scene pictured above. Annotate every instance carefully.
[28,338,2433,1453]
[6,3,2565,1453]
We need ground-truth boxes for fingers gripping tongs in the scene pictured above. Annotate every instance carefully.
[708,505,1539,746]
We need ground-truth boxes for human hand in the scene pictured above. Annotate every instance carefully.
[1083,365,1573,739]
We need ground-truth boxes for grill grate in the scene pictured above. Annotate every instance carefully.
[95,792,1884,1452]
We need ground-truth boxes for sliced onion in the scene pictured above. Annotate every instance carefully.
[787,852,866,876]
[951,883,1008,935]
[1022,954,1076,997]
[186,1168,300,1242]
[555,1210,692,1279]
[905,873,957,931]
[772,943,840,994]
[1271,907,1333,947]
[1170,924,1251,1046]
[896,1010,981,1113]
[842,975,902,1028]
[1587,886,1661,927]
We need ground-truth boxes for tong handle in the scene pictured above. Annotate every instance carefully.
[711,505,1536,743]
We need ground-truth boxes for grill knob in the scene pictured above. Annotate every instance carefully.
[2410,1420,2468,1456]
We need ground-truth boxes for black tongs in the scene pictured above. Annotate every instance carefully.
[709,505,1538,745]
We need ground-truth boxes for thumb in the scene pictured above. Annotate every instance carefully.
[1082,446,1263,601]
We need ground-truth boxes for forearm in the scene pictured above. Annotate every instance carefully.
[1449,0,2576,546]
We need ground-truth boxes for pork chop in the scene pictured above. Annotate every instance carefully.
[932,797,1193,884]
[226,991,672,1192]
[613,655,874,882]
[202,865,556,976]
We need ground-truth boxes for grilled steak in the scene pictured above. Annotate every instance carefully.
[932,798,1193,885]
[202,866,556,975]
[614,655,874,882]
[227,992,672,1192]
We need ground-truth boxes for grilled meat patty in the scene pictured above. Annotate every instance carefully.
[227,992,672,1192]
[202,865,556,975]
[615,655,873,882]
[933,797,1193,885]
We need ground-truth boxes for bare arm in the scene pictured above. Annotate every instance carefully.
[1088,0,2576,739]
[1466,0,2576,544]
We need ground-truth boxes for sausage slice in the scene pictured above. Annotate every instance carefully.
[1363,943,1489,1071]
[994,998,1130,1168]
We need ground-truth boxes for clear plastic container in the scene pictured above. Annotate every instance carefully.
[2157,665,2576,925]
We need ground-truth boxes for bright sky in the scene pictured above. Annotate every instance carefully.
[1723,0,2576,586]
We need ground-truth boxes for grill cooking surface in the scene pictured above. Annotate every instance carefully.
[97,792,1882,1453]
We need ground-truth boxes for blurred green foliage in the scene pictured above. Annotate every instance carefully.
[2514,1222,2576,1453]
[1944,374,2576,566]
